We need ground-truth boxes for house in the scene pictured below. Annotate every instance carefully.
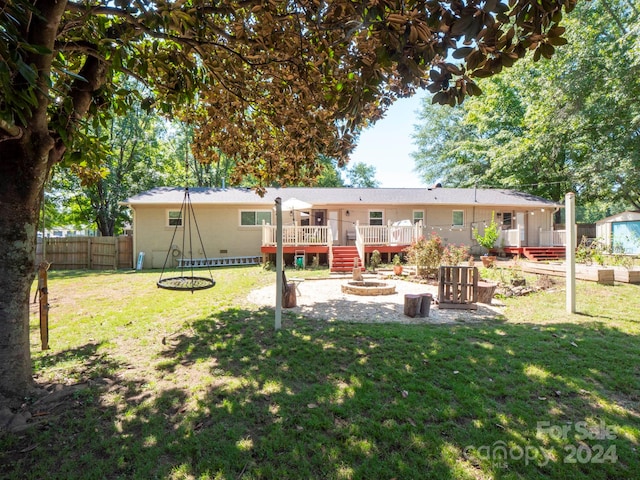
[123,186,564,271]
[595,211,640,255]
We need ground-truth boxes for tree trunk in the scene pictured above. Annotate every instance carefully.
[0,184,38,397]
[0,217,37,398]
[0,138,51,398]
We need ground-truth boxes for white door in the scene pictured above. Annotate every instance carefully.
[328,211,339,243]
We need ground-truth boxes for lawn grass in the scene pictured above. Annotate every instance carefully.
[1,266,639,479]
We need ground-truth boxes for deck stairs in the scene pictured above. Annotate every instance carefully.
[521,247,566,262]
[331,246,363,273]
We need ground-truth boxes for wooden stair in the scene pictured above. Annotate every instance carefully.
[521,247,566,262]
[331,246,362,273]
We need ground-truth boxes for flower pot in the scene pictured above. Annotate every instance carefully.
[393,265,403,275]
[481,256,496,268]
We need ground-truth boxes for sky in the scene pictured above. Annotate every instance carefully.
[348,90,429,188]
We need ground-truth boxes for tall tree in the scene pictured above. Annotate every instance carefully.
[79,100,175,235]
[347,162,381,188]
[50,96,184,236]
[0,0,577,400]
[412,0,640,211]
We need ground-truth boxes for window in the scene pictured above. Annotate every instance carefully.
[369,211,383,226]
[240,210,272,226]
[452,210,464,227]
[167,210,182,227]
[500,211,513,229]
[413,210,424,225]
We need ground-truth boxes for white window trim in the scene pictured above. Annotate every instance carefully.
[369,210,384,226]
[166,209,183,228]
[452,210,465,227]
[499,210,514,229]
[413,210,425,225]
[239,209,273,227]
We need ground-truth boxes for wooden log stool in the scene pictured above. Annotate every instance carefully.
[419,293,433,317]
[404,294,424,318]
[476,281,497,305]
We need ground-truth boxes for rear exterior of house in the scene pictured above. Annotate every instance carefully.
[124,186,564,271]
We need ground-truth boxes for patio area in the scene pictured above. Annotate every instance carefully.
[247,276,503,324]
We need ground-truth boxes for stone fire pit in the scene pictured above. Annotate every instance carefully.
[341,281,396,296]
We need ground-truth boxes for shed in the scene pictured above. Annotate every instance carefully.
[595,211,640,254]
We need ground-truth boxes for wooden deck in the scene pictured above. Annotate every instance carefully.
[260,244,409,272]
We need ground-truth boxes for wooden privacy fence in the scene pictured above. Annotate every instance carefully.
[36,236,133,270]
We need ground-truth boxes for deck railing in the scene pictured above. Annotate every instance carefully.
[498,226,524,247]
[356,223,419,246]
[357,225,389,245]
[262,223,566,249]
[355,228,364,267]
[262,223,420,248]
[540,228,566,247]
[262,225,329,246]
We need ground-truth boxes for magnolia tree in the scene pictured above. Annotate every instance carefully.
[0,0,577,400]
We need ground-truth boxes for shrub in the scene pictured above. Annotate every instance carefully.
[442,244,470,266]
[473,212,500,252]
[370,250,382,271]
[404,233,444,277]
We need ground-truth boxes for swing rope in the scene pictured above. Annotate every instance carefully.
[157,133,215,292]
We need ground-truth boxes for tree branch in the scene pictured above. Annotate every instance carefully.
[0,118,22,141]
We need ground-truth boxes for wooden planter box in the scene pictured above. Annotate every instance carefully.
[613,268,640,284]
[520,262,614,285]
[578,267,614,285]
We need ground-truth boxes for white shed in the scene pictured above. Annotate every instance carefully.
[595,211,640,254]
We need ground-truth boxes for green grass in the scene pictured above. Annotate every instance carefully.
[2,266,639,479]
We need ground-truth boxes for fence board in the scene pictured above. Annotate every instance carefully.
[36,236,133,270]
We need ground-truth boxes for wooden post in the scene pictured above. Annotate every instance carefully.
[38,262,50,350]
[87,237,92,269]
[566,192,576,313]
[275,198,283,330]
[113,236,119,270]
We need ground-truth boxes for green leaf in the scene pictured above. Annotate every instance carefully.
[548,37,568,46]
[432,91,448,105]
[58,68,88,83]
[16,59,37,84]
[453,47,474,59]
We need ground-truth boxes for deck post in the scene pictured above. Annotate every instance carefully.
[275,198,283,330]
[566,192,576,313]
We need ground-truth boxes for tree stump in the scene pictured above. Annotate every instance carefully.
[352,267,363,281]
[404,294,422,318]
[282,283,297,308]
[477,281,497,304]
[419,293,433,317]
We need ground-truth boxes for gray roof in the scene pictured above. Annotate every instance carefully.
[124,186,562,208]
